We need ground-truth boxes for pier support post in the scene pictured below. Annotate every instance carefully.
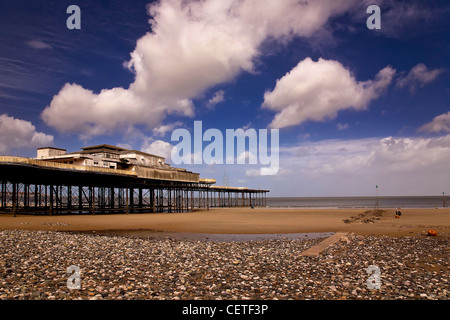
[12,182,17,217]
[67,185,72,212]
[125,188,130,214]
[151,188,155,213]
[110,187,115,213]
[49,185,53,216]
[78,186,83,214]
[92,186,96,215]
[138,188,143,212]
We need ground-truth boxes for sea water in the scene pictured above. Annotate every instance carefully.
[266,196,447,209]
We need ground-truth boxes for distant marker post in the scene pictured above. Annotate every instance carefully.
[375,185,379,210]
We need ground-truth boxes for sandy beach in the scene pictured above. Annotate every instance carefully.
[0,207,449,238]
[1,207,449,301]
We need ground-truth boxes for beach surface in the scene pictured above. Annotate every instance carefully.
[1,208,449,300]
[1,207,449,238]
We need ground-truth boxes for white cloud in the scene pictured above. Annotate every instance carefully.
[41,0,358,139]
[281,138,376,178]
[396,63,444,92]
[116,143,133,150]
[41,82,190,139]
[419,111,450,133]
[140,133,450,196]
[368,136,450,174]
[245,168,260,177]
[207,90,225,109]
[141,138,174,162]
[0,114,54,154]
[236,150,258,165]
[152,122,183,137]
[262,57,395,128]
[273,134,450,196]
[25,40,53,49]
[337,123,349,130]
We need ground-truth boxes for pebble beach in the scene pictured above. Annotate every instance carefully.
[0,229,448,300]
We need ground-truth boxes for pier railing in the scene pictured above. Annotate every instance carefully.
[0,156,136,176]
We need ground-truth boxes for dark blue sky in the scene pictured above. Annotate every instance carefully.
[1,0,449,196]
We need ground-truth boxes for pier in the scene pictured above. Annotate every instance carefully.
[0,145,268,215]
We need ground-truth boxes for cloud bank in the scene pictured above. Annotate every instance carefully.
[274,134,450,196]
[41,0,358,139]
[0,114,54,154]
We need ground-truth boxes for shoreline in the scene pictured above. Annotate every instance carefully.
[259,206,448,210]
[1,207,449,238]
[65,229,336,242]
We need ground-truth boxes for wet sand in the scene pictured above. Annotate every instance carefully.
[0,207,449,238]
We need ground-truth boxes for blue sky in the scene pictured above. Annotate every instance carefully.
[1,0,449,197]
